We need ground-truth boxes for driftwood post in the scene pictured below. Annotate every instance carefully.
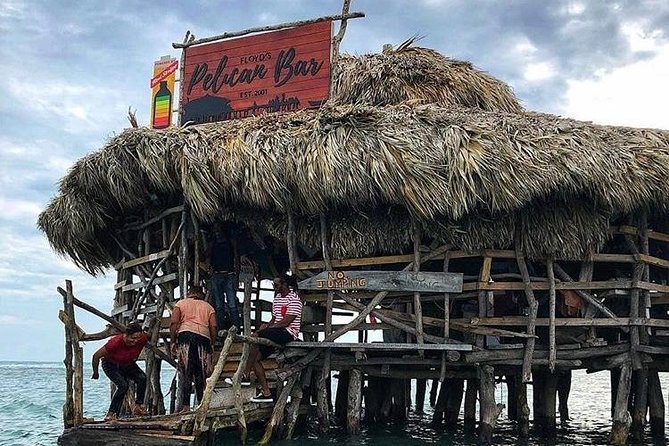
[347,368,362,434]
[515,373,530,437]
[232,343,251,444]
[192,210,200,286]
[178,208,188,298]
[463,378,477,432]
[546,260,557,373]
[478,365,500,444]
[631,367,648,443]
[515,238,538,383]
[647,370,665,441]
[286,207,298,274]
[63,280,84,427]
[412,221,425,350]
[193,327,236,435]
[259,374,299,445]
[317,213,332,432]
[62,286,75,429]
[610,363,632,445]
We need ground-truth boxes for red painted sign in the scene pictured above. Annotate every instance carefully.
[180,21,332,124]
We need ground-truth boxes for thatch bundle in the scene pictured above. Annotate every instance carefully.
[37,46,669,274]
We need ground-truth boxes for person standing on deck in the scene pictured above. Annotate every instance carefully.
[247,274,302,403]
[170,286,217,412]
[91,322,150,421]
[208,223,241,331]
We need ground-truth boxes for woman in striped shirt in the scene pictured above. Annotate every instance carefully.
[247,274,302,402]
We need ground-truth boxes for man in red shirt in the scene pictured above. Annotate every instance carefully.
[92,322,150,421]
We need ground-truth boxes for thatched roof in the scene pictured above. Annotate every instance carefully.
[37,46,669,274]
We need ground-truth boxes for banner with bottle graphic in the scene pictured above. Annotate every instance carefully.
[150,56,178,129]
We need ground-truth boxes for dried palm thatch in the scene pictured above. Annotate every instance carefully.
[331,46,522,112]
[37,46,669,274]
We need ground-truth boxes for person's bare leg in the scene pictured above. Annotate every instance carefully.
[253,361,271,396]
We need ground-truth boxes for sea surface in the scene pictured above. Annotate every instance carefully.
[0,361,668,446]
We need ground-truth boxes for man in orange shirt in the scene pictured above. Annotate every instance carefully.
[170,286,217,412]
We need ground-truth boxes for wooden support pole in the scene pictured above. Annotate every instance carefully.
[557,370,572,424]
[334,371,349,424]
[347,368,362,435]
[478,365,500,444]
[464,378,478,432]
[477,256,492,348]
[179,208,188,298]
[285,370,309,440]
[318,212,332,432]
[192,210,200,286]
[415,379,427,414]
[516,373,530,437]
[432,381,447,423]
[412,222,424,350]
[532,371,546,434]
[232,342,251,444]
[630,367,648,443]
[647,369,665,442]
[610,363,633,445]
[194,327,236,435]
[543,372,558,439]
[62,286,74,429]
[515,238,538,383]
[445,378,465,427]
[286,207,298,275]
[547,260,557,373]
[258,374,299,445]
[65,281,84,427]
[243,280,252,336]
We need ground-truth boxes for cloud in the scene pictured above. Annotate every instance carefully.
[562,42,669,129]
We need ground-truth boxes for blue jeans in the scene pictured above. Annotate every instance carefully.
[211,272,240,329]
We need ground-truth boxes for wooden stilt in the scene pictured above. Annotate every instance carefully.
[347,368,362,435]
[429,379,439,408]
[557,370,571,424]
[412,222,425,351]
[515,237,538,383]
[194,327,236,435]
[631,367,648,443]
[415,379,426,414]
[464,378,478,432]
[543,372,558,439]
[432,381,447,424]
[318,213,332,432]
[648,369,665,442]
[478,365,500,445]
[445,378,465,428]
[610,363,632,445]
[179,208,188,298]
[259,374,298,445]
[532,371,546,434]
[516,373,530,437]
[62,285,74,428]
[232,343,251,444]
[285,370,310,439]
[546,260,557,373]
[334,371,350,424]
[506,374,518,421]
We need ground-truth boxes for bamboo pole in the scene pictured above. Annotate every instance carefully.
[412,222,424,350]
[515,237,538,383]
[193,327,236,435]
[547,260,557,373]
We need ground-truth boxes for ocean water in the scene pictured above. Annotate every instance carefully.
[0,361,667,446]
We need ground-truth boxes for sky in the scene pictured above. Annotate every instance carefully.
[1,0,669,362]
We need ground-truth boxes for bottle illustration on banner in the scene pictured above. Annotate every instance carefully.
[152,81,172,129]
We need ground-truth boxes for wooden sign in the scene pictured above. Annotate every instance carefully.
[299,271,463,293]
[180,21,332,124]
[150,56,178,129]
